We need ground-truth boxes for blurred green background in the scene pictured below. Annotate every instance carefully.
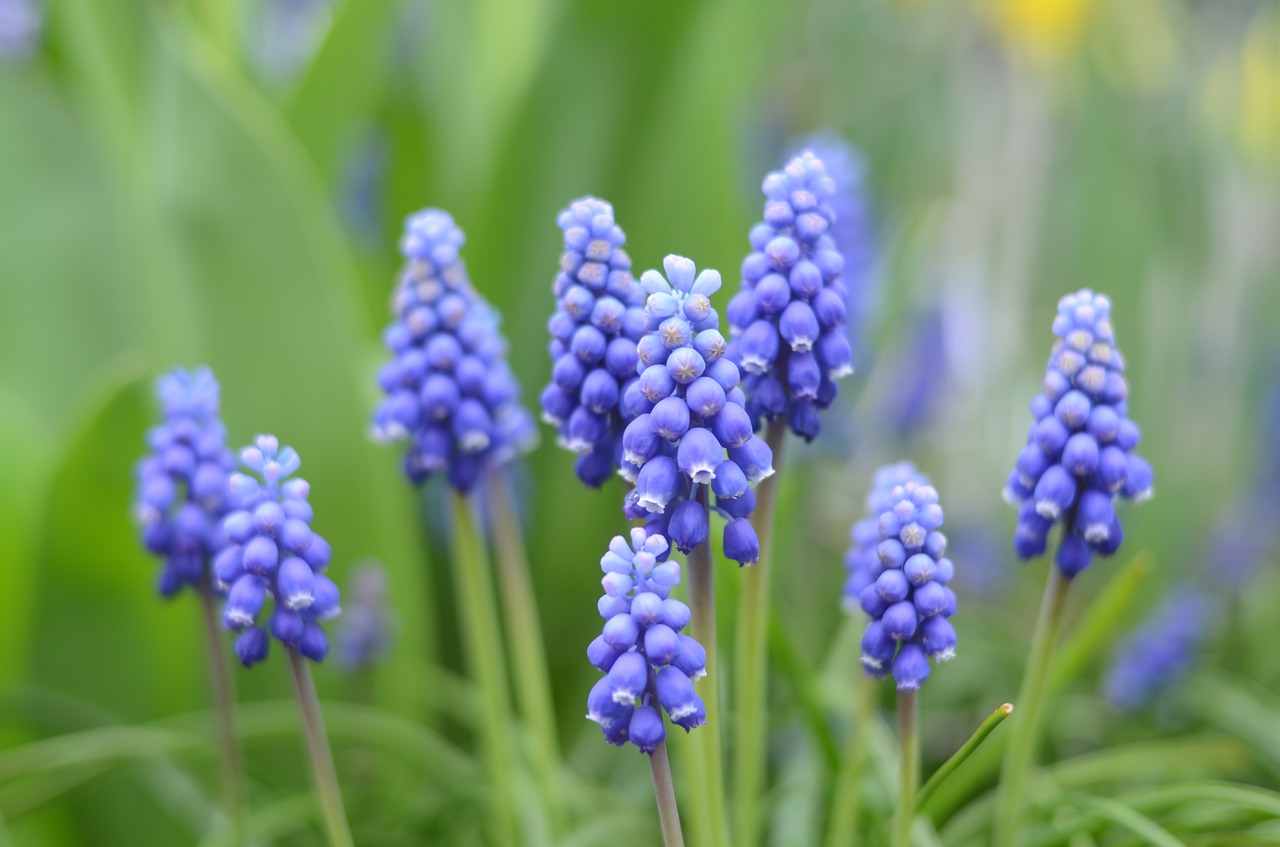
[2,0,1280,844]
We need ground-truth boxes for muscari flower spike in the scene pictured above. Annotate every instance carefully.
[215,435,340,667]
[540,197,646,487]
[1004,290,1153,578]
[586,527,708,753]
[843,461,930,613]
[1102,589,1210,712]
[134,367,235,598]
[372,209,536,493]
[856,477,957,691]
[337,562,395,671]
[619,255,772,564]
[726,151,854,442]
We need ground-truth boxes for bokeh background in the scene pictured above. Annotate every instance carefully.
[2,0,1280,844]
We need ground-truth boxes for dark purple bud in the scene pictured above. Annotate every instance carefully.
[738,321,779,375]
[723,518,759,565]
[235,627,270,667]
[668,501,710,554]
[673,634,707,679]
[881,601,918,641]
[860,621,895,676]
[629,706,666,755]
[656,666,705,731]
[1033,464,1077,520]
[787,351,821,400]
[710,403,753,449]
[727,435,774,483]
[279,556,317,610]
[779,301,819,353]
[635,455,680,514]
[644,624,681,665]
[711,460,749,500]
[299,623,329,662]
[651,396,691,441]
[921,616,957,660]
[606,650,649,706]
[1055,532,1093,578]
[1122,454,1153,501]
[677,428,722,485]
[892,643,931,691]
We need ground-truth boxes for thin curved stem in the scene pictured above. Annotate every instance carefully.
[892,690,919,847]
[450,490,520,847]
[286,649,353,847]
[916,702,1014,811]
[733,419,787,847]
[994,565,1072,847]
[687,486,730,847]
[649,741,686,847]
[198,585,244,845]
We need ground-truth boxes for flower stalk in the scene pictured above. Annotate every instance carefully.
[892,690,919,847]
[649,741,686,847]
[286,648,353,847]
[825,671,875,847]
[197,585,244,844]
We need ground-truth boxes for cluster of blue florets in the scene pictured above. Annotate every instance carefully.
[1005,290,1154,578]
[726,151,854,441]
[857,478,957,691]
[336,562,394,671]
[843,461,929,612]
[372,209,535,492]
[619,255,772,564]
[540,197,646,487]
[134,368,235,598]
[215,435,341,667]
[1103,589,1208,711]
[586,528,707,753]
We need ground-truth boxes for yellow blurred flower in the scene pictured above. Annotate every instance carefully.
[1201,6,1280,172]
[992,0,1097,64]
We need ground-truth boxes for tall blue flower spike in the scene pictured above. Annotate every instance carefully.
[337,562,395,671]
[620,255,772,565]
[586,527,707,752]
[843,461,930,613]
[794,133,877,347]
[1102,589,1209,711]
[134,367,235,598]
[372,209,536,492]
[856,476,957,691]
[215,435,341,667]
[1004,290,1153,578]
[726,151,854,442]
[540,197,646,487]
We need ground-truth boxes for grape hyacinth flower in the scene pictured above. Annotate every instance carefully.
[134,367,235,598]
[372,209,536,492]
[726,151,854,442]
[216,435,341,667]
[842,461,930,613]
[1102,589,1210,712]
[586,527,708,752]
[1004,290,1153,578]
[337,562,395,671]
[856,477,957,691]
[620,254,772,564]
[540,197,646,486]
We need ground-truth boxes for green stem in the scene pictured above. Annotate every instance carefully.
[285,649,353,847]
[916,703,1014,811]
[826,672,875,847]
[994,565,1072,847]
[733,419,787,847]
[449,490,519,847]
[198,587,244,845]
[893,690,919,847]
[687,486,731,847]
[484,473,562,831]
[649,741,686,847]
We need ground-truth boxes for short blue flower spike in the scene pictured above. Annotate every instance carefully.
[843,461,930,613]
[853,474,957,691]
[587,527,708,753]
[541,197,645,487]
[621,255,771,564]
[727,151,854,442]
[215,435,341,667]
[134,367,235,598]
[1102,589,1209,711]
[372,209,536,492]
[1005,290,1153,578]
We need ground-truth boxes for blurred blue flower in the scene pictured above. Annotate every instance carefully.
[878,305,948,442]
[540,196,645,487]
[0,0,40,62]
[248,0,332,82]
[133,367,235,598]
[337,561,395,671]
[587,527,707,753]
[621,255,771,564]
[372,209,536,492]
[1005,290,1153,578]
[1103,589,1210,712]
[727,151,854,442]
[215,435,340,667]
[854,475,957,691]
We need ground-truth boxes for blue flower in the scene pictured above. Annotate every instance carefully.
[0,0,41,63]
[1005,290,1153,578]
[587,527,707,753]
[843,461,930,613]
[540,197,645,487]
[1102,589,1209,711]
[622,255,772,564]
[727,151,854,442]
[854,475,957,691]
[336,562,395,671]
[134,367,235,598]
[372,209,536,492]
[215,435,341,667]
